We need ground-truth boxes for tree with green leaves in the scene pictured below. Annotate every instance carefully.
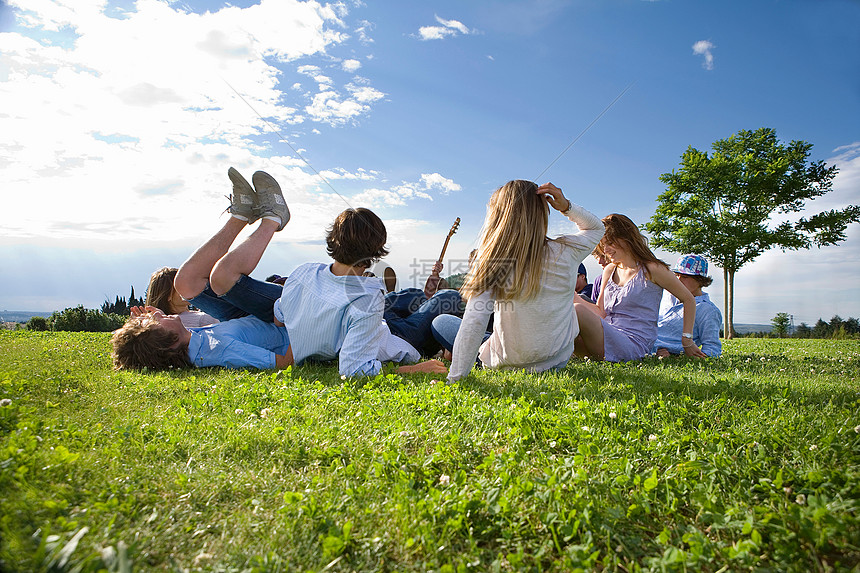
[771,312,790,338]
[794,322,811,338]
[645,128,859,338]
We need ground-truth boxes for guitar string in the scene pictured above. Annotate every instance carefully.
[533,81,635,182]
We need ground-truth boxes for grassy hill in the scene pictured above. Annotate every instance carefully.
[0,332,857,571]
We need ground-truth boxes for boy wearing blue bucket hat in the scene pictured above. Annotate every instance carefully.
[652,254,723,357]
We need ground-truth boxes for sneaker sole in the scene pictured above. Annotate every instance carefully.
[227,167,259,222]
[252,171,290,231]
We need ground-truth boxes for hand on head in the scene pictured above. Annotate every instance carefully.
[536,183,570,212]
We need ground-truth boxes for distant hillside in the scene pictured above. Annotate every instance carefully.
[733,323,772,334]
[0,311,54,323]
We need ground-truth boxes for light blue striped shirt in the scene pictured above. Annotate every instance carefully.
[652,291,723,357]
[274,263,419,377]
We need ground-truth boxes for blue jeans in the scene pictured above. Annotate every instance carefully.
[384,288,463,356]
[187,274,283,323]
[431,313,491,353]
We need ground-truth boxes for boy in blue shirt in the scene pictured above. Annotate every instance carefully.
[273,207,448,377]
[652,254,723,357]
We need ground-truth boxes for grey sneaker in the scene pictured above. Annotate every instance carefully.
[252,170,290,231]
[227,167,259,223]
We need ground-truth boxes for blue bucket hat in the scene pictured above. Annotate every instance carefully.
[671,254,708,277]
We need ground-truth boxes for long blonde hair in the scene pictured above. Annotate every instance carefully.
[461,180,549,301]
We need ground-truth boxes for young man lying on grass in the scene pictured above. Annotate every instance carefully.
[112,167,446,376]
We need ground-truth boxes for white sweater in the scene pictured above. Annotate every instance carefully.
[448,203,603,382]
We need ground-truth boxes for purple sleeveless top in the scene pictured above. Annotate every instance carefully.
[601,266,663,362]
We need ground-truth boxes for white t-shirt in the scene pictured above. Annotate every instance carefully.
[178,309,219,328]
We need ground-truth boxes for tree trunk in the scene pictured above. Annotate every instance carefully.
[723,268,729,338]
[726,269,735,339]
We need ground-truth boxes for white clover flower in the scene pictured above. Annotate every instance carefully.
[340,375,347,380]
[783,486,792,495]
[260,408,272,418]
[430,379,438,385]
[0,399,11,407]
[582,426,590,432]
[609,412,617,419]
[648,434,657,441]
[809,444,818,451]
[234,408,244,415]
[796,494,806,505]
[399,430,409,437]
[854,425,860,434]
[438,474,450,486]
[549,441,557,448]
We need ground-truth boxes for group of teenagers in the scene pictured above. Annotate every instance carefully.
[111,168,723,384]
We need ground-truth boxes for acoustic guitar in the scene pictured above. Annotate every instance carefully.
[423,217,460,298]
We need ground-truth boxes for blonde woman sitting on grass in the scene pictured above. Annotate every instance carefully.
[431,180,604,383]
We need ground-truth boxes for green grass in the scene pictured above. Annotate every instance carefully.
[1,331,858,572]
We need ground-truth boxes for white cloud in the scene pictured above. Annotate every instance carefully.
[342,58,361,73]
[350,173,461,208]
[318,167,378,181]
[354,19,374,44]
[420,173,461,194]
[0,0,387,246]
[692,39,715,70]
[417,15,474,41]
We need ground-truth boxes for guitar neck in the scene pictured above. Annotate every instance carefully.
[436,235,453,265]
[433,217,460,272]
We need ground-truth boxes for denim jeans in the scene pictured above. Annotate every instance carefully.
[384,288,463,356]
[187,274,283,323]
[430,314,491,354]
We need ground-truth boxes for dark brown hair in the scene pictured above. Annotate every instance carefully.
[145,267,178,314]
[600,213,668,271]
[693,275,714,288]
[111,317,192,371]
[326,208,389,268]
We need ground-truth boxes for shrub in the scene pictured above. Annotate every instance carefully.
[49,306,126,332]
[25,316,49,331]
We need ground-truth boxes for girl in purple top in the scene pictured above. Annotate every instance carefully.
[573,214,707,361]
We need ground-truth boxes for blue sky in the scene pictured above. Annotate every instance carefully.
[1,0,858,326]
